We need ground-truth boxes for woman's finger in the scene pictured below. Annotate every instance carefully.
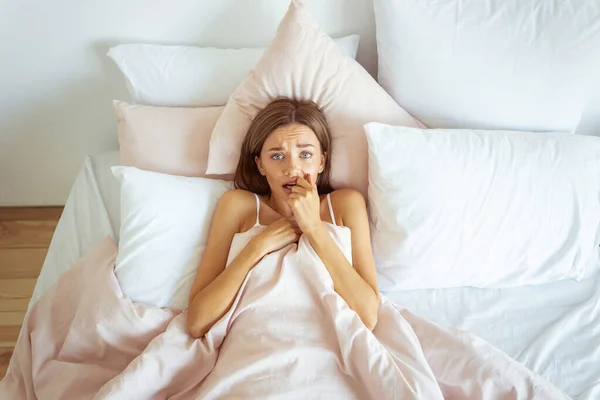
[303,173,317,188]
[295,175,312,190]
[291,185,308,195]
[306,173,317,188]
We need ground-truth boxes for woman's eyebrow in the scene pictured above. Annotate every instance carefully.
[267,143,315,151]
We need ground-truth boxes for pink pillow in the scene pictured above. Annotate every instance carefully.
[114,100,232,180]
[205,0,421,196]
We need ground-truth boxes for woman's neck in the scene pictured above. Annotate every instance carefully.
[267,193,294,218]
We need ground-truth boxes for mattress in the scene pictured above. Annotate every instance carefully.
[27,150,600,399]
[29,150,121,307]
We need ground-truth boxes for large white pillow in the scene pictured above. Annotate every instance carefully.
[365,122,600,291]
[107,35,360,107]
[374,0,600,132]
[575,90,600,137]
[111,166,232,309]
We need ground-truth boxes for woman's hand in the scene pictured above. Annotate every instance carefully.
[251,217,300,256]
[288,173,322,234]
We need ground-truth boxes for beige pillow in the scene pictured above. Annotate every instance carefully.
[205,0,421,196]
[114,100,232,180]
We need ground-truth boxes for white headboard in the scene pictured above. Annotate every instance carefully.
[0,0,377,205]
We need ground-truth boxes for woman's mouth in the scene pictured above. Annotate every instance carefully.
[283,180,297,193]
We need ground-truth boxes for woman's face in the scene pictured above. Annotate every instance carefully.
[255,123,325,199]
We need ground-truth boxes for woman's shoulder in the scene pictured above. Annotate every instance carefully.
[218,189,257,211]
[328,188,366,207]
[215,189,259,232]
[220,188,256,200]
[327,189,366,226]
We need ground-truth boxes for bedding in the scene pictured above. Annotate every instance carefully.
[206,0,421,198]
[29,151,120,309]
[114,101,231,179]
[107,35,360,107]
[365,123,600,290]
[373,0,600,131]
[8,0,599,395]
[1,235,569,399]
[575,90,600,137]
[17,150,600,398]
[384,274,600,400]
[112,166,232,310]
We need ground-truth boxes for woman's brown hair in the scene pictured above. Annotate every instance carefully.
[234,97,334,195]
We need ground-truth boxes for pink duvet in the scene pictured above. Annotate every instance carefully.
[0,234,570,399]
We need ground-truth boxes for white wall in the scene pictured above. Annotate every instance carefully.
[0,0,377,206]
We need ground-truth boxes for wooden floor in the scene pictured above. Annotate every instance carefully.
[0,207,62,377]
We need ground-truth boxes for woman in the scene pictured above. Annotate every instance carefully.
[187,97,380,338]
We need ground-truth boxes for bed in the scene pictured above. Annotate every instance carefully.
[27,149,600,398]
[5,0,600,398]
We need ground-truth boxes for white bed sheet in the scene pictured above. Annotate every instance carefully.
[30,150,121,306]
[384,278,600,399]
[28,151,600,399]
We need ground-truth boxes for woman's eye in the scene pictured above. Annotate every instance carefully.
[271,153,283,161]
[300,152,313,159]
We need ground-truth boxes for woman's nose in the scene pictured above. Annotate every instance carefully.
[284,157,300,176]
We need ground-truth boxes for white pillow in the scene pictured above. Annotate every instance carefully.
[111,166,232,309]
[373,0,600,132]
[107,35,360,107]
[575,90,600,137]
[365,123,600,291]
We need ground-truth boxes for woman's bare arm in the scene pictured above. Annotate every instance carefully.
[304,189,380,330]
[186,190,263,338]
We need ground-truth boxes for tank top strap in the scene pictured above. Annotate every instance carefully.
[326,193,337,226]
[253,193,261,227]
